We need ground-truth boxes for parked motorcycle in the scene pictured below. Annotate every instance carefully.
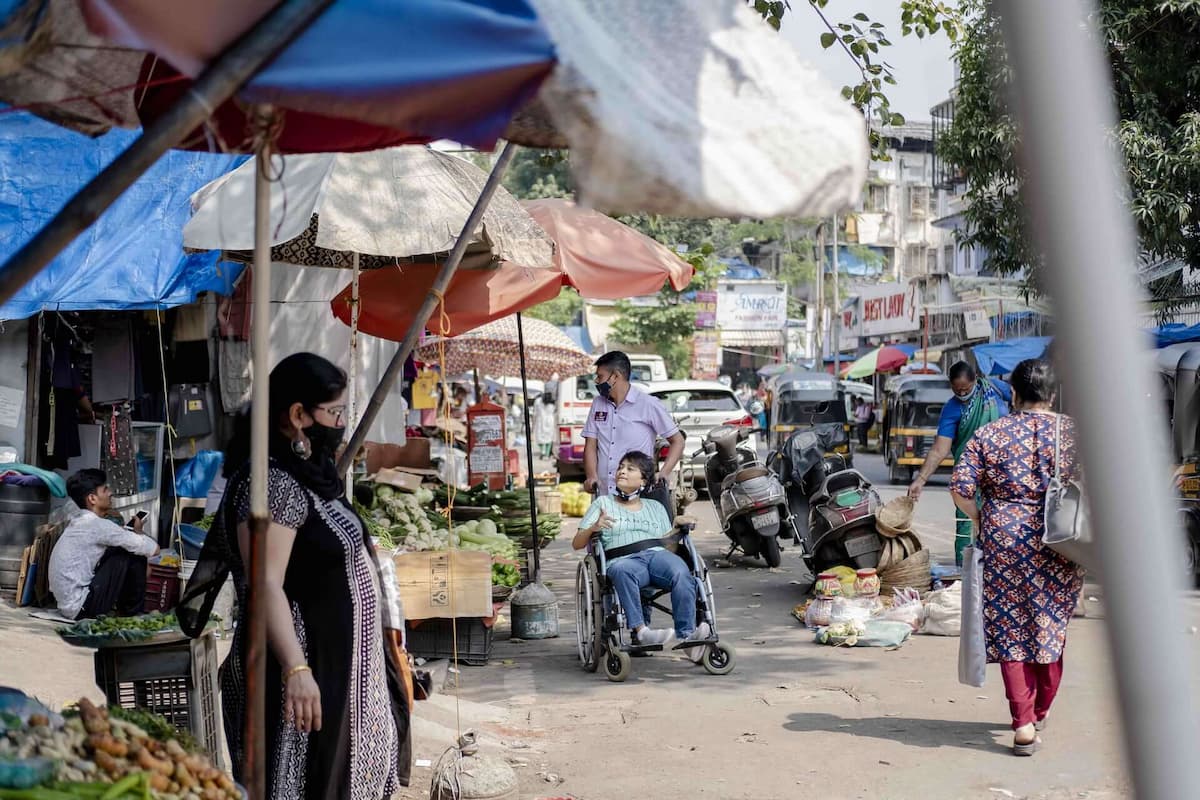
[698,425,794,567]
[771,427,883,575]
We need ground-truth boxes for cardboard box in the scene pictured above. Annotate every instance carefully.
[393,550,492,619]
[370,468,424,494]
[365,439,432,474]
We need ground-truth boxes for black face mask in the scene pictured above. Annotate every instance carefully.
[596,380,613,399]
[303,420,344,461]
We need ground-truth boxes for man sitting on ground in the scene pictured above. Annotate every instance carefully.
[49,469,159,620]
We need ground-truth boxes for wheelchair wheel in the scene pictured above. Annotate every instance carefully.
[701,642,736,676]
[603,646,632,682]
[575,558,602,672]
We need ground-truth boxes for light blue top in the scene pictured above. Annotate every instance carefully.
[580,495,671,554]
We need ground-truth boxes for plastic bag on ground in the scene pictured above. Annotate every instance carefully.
[922,582,963,637]
[828,596,876,626]
[880,587,924,632]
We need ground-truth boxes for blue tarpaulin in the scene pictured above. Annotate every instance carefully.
[719,257,766,280]
[973,336,1053,376]
[1151,323,1200,348]
[0,113,246,320]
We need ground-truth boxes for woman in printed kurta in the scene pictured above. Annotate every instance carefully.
[950,358,1083,756]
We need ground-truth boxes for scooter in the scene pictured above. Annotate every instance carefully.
[771,427,882,575]
[698,425,794,568]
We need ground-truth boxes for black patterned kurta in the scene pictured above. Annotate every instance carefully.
[220,463,405,799]
[950,411,1085,665]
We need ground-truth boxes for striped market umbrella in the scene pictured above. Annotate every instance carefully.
[415,315,592,382]
[843,345,909,379]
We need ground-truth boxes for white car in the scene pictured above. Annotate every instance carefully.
[646,380,760,487]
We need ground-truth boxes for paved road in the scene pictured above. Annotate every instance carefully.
[397,453,1164,800]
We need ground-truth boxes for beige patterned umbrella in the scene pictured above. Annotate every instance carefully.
[415,315,592,382]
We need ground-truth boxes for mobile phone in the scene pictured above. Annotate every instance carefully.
[135,511,149,520]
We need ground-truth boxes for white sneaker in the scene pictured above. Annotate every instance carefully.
[682,622,712,663]
[635,627,674,646]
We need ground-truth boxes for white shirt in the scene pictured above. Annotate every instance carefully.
[49,505,157,619]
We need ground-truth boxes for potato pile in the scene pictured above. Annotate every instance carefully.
[1,698,239,800]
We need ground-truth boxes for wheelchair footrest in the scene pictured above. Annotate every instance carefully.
[622,643,664,654]
[670,637,718,651]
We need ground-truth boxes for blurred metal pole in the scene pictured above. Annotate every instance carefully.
[244,106,275,800]
[998,1,1199,796]
[516,312,541,583]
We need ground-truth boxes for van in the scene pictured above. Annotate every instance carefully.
[628,354,669,383]
[555,374,597,478]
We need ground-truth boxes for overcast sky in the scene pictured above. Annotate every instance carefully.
[779,0,955,122]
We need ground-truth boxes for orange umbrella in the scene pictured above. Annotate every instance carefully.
[522,199,694,299]
[334,200,695,340]
[330,261,562,339]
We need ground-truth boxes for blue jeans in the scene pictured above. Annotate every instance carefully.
[607,549,697,637]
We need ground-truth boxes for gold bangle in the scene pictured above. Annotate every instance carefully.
[284,664,311,681]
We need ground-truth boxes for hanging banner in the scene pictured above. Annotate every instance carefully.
[692,331,720,380]
[695,291,718,328]
[858,281,920,337]
[716,281,788,330]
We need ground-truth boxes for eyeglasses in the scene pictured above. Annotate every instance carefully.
[313,404,347,424]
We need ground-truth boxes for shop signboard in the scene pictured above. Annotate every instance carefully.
[692,331,720,380]
[695,291,718,328]
[858,281,920,337]
[716,281,788,330]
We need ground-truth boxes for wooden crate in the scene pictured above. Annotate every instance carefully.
[393,550,492,619]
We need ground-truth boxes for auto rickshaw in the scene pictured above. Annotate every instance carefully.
[880,373,954,484]
[768,370,852,464]
[1153,342,1200,579]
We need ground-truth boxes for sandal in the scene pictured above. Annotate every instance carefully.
[1013,724,1041,756]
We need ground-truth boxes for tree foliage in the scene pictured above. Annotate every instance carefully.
[940,0,1200,303]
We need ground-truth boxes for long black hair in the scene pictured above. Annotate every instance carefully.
[224,352,347,474]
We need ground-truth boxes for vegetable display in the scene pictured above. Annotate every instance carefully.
[58,613,178,645]
[0,696,238,799]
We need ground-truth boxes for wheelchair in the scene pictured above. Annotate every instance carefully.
[574,518,737,682]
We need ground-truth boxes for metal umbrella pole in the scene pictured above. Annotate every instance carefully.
[998,1,1199,796]
[0,0,334,308]
[337,142,520,474]
[516,312,541,582]
[244,106,276,800]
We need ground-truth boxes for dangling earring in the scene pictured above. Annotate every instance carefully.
[291,434,311,460]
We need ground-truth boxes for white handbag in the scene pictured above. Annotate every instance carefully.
[1041,414,1094,570]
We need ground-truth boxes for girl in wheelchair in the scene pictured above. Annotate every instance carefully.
[571,450,712,652]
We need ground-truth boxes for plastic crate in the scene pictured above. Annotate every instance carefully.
[405,617,493,666]
[93,631,222,768]
[145,564,180,612]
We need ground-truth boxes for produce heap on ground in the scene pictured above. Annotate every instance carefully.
[0,692,236,799]
[353,482,561,589]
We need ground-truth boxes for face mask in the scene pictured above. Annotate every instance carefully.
[303,420,344,460]
[614,486,643,502]
[595,380,613,399]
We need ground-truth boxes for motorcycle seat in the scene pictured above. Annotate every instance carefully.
[810,469,870,506]
[720,465,771,491]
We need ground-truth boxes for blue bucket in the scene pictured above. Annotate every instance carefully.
[179,524,207,560]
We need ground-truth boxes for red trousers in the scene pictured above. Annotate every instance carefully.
[1000,656,1064,730]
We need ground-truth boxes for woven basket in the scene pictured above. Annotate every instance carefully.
[877,496,915,538]
[879,548,932,595]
